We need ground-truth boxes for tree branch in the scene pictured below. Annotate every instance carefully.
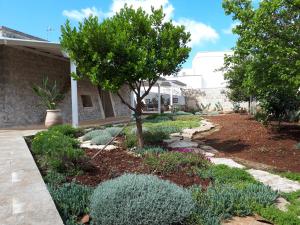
[141,77,159,99]
[117,91,136,112]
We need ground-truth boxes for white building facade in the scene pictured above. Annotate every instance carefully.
[162,51,246,112]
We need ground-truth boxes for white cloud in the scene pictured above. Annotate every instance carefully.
[222,22,240,35]
[62,0,219,47]
[175,18,219,47]
[109,0,174,20]
[62,7,103,21]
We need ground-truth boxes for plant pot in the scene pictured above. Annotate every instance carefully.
[45,109,63,128]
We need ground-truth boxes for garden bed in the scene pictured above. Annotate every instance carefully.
[70,148,211,188]
[26,114,300,225]
[201,114,300,172]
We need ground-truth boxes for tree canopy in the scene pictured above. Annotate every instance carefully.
[61,6,191,147]
[222,0,300,120]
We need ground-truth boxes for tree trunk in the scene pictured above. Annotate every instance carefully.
[135,98,144,148]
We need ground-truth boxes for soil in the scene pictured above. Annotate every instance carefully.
[71,148,211,188]
[200,114,300,172]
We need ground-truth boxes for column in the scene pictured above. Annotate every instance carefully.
[158,84,161,114]
[70,61,79,127]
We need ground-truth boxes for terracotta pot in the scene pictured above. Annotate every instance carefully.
[45,109,63,128]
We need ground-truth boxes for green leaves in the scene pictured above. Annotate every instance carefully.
[222,0,300,119]
[61,5,191,92]
[32,77,64,110]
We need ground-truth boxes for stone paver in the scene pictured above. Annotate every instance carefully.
[210,157,246,169]
[80,142,118,150]
[167,139,199,148]
[0,130,64,225]
[247,169,300,193]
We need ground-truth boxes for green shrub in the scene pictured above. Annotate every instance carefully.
[105,127,123,136]
[124,132,137,148]
[32,130,84,172]
[48,182,93,224]
[199,165,258,186]
[82,129,112,141]
[135,146,167,155]
[191,184,278,225]
[48,124,80,137]
[295,142,300,150]
[91,134,112,145]
[144,152,210,174]
[44,171,66,186]
[174,115,201,121]
[279,171,300,182]
[254,205,300,225]
[90,174,195,225]
[144,114,173,123]
[143,130,170,144]
[175,111,193,115]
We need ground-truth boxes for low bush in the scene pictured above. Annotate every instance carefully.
[135,146,167,155]
[254,204,300,225]
[32,130,84,172]
[82,129,112,141]
[190,184,278,225]
[48,182,93,224]
[48,124,81,137]
[105,127,123,136]
[144,114,173,123]
[279,171,300,182]
[174,115,202,121]
[144,152,210,175]
[44,171,66,186]
[175,111,193,115]
[90,174,195,225]
[91,134,112,145]
[124,132,137,148]
[199,164,258,186]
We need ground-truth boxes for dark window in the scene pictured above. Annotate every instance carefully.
[81,95,93,107]
[173,97,178,103]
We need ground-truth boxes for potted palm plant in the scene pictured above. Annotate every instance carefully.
[32,77,65,128]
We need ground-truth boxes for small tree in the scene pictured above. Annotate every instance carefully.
[61,6,191,147]
[222,0,300,121]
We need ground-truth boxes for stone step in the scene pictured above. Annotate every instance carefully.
[247,169,300,193]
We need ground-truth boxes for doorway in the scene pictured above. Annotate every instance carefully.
[98,87,115,118]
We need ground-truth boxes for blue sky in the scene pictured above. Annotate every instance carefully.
[0,0,243,67]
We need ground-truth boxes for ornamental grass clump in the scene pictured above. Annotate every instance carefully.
[135,146,167,155]
[82,129,112,141]
[105,127,123,136]
[91,134,112,145]
[144,152,211,175]
[90,174,195,225]
[48,182,93,224]
[31,130,84,172]
[190,184,278,225]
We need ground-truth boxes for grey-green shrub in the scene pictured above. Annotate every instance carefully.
[105,127,123,136]
[135,146,167,155]
[91,134,112,145]
[82,129,112,141]
[48,182,93,224]
[90,174,195,225]
[191,184,278,225]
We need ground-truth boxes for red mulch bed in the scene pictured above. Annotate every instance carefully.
[202,114,300,172]
[71,148,211,188]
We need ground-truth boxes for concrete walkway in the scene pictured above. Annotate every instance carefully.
[0,130,64,225]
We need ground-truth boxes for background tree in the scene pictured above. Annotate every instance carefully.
[222,0,300,122]
[61,6,191,147]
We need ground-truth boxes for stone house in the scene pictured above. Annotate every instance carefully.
[0,26,131,128]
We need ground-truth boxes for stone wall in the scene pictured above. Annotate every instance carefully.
[111,85,131,117]
[183,87,248,112]
[0,46,104,127]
